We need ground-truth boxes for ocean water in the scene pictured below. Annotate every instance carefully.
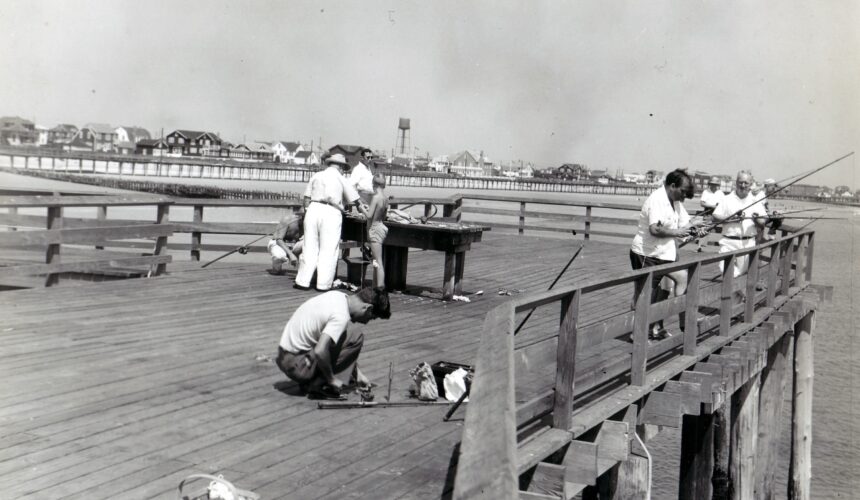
[2,171,858,498]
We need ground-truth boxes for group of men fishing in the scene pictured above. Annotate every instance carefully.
[272,148,392,399]
[630,168,782,340]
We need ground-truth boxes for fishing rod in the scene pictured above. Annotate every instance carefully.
[201,233,272,268]
[444,237,585,422]
[682,152,854,246]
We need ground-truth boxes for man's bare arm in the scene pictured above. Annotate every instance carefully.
[311,334,342,388]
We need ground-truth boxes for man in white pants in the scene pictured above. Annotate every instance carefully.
[712,171,768,277]
[295,153,367,291]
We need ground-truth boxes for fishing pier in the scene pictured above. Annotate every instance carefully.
[0,188,828,499]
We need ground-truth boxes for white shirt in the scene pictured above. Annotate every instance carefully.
[279,292,350,353]
[631,186,690,261]
[700,189,725,209]
[348,161,375,200]
[303,166,360,210]
[713,191,767,238]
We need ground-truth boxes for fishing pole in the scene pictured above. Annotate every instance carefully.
[201,233,272,268]
[682,152,854,246]
[443,237,585,422]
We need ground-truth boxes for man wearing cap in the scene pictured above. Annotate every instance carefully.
[296,153,368,291]
[276,287,391,398]
[712,171,768,277]
[348,148,376,205]
[700,176,724,214]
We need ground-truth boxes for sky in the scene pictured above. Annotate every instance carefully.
[1,1,858,188]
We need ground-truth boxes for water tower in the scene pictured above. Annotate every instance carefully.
[395,117,411,156]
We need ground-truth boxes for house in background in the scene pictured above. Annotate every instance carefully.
[588,169,614,184]
[0,116,37,145]
[48,124,78,144]
[645,170,665,185]
[135,138,169,156]
[165,129,221,157]
[555,163,588,180]
[255,143,274,162]
[229,144,254,161]
[34,125,49,146]
[115,126,151,144]
[271,141,304,163]
[293,150,319,166]
[79,123,118,152]
[328,144,368,167]
[450,150,493,177]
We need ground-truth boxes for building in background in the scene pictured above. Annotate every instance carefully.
[450,150,493,177]
[555,163,588,180]
[293,150,319,166]
[135,138,169,156]
[79,123,118,152]
[0,116,37,145]
[271,141,304,163]
[165,129,221,157]
[48,124,78,144]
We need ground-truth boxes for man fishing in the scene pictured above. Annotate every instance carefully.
[712,171,768,277]
[630,169,706,339]
[276,287,391,398]
[700,176,725,215]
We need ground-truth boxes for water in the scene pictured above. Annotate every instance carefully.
[2,171,858,498]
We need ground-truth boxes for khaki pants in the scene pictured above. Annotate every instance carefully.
[276,329,364,385]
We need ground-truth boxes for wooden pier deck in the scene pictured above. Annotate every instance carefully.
[0,232,645,499]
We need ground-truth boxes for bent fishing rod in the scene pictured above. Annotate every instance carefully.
[201,232,273,268]
[444,237,585,422]
[682,152,854,246]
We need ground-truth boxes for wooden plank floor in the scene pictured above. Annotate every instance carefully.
[0,232,681,499]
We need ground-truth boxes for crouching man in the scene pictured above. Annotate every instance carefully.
[276,288,391,397]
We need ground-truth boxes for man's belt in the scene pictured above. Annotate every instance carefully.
[310,200,346,214]
[723,235,754,240]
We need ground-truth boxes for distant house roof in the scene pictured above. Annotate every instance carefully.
[83,123,116,135]
[276,141,302,152]
[171,129,219,141]
[231,144,251,152]
[50,123,78,132]
[329,144,365,155]
[295,151,314,159]
[136,138,167,148]
[115,141,136,150]
[256,143,273,152]
[119,126,151,140]
[0,116,34,129]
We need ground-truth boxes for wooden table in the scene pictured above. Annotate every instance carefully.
[341,216,489,300]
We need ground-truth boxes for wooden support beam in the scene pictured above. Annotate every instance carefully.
[527,463,575,499]
[562,441,598,486]
[781,240,793,297]
[191,204,203,261]
[766,243,780,307]
[664,380,702,416]
[639,391,681,428]
[744,248,760,322]
[755,332,791,500]
[720,254,735,336]
[730,375,761,499]
[153,203,170,275]
[597,453,649,500]
[789,311,815,500]
[712,406,732,499]
[631,273,652,386]
[679,412,715,500]
[681,370,718,405]
[595,420,630,464]
[683,262,701,355]
[95,205,106,249]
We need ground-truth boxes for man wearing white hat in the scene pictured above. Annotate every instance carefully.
[712,171,768,277]
[295,153,368,291]
[700,176,724,214]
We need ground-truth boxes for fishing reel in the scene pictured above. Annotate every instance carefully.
[238,246,249,255]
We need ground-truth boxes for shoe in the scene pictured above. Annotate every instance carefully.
[293,283,311,291]
[648,327,671,341]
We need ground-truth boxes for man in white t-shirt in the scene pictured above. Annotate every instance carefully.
[348,148,376,205]
[296,153,368,291]
[712,171,768,277]
[276,288,391,397]
[630,169,705,339]
[700,176,725,215]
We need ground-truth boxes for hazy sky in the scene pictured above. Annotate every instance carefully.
[1,1,858,187]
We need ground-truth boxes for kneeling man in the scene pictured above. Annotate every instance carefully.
[276,288,391,397]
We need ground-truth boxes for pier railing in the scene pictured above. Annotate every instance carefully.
[454,228,817,499]
[0,195,173,287]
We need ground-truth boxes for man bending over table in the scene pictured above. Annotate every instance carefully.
[276,288,391,398]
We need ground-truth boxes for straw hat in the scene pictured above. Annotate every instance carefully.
[708,176,721,185]
[325,153,349,166]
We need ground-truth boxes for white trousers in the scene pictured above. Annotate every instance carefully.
[718,237,756,278]
[295,203,341,290]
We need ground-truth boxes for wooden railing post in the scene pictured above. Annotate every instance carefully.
[95,205,107,250]
[8,207,17,232]
[683,262,700,355]
[518,201,526,235]
[804,233,814,283]
[153,203,170,275]
[766,241,780,307]
[584,206,592,240]
[631,272,652,386]
[44,206,63,287]
[781,238,794,296]
[442,196,463,222]
[744,248,760,323]
[794,234,806,288]
[552,290,580,430]
[423,203,432,221]
[191,205,203,261]
[719,254,735,336]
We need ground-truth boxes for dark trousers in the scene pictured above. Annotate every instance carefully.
[276,329,364,386]
[629,250,674,331]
